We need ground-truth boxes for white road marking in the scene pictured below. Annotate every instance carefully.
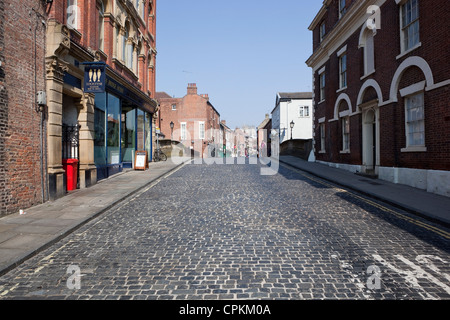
[373,254,450,299]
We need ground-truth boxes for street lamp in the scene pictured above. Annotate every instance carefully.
[170,121,174,140]
[290,120,295,140]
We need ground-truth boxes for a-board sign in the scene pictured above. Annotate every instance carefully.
[134,151,148,170]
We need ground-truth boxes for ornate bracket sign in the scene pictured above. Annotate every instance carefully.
[82,62,106,93]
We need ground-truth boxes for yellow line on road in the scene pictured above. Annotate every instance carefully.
[281,163,450,240]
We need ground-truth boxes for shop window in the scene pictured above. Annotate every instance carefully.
[94,93,107,166]
[137,109,145,150]
[107,93,121,164]
[121,105,136,163]
[145,112,152,160]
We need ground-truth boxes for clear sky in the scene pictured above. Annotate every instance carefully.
[155,0,323,130]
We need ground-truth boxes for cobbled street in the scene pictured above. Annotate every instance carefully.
[0,161,449,300]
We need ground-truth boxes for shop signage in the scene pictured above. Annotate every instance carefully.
[83,62,106,93]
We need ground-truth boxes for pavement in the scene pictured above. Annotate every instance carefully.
[0,159,188,276]
[279,155,450,228]
[0,155,449,278]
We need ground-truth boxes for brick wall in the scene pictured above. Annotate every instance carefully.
[0,0,47,216]
[312,0,450,171]
[157,84,221,156]
[0,0,7,215]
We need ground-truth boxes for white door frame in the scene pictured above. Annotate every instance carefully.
[361,102,380,174]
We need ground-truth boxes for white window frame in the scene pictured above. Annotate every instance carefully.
[180,122,187,141]
[126,42,134,70]
[299,106,310,118]
[171,104,177,111]
[339,0,346,19]
[67,0,79,30]
[98,1,105,52]
[339,52,347,90]
[320,122,326,153]
[398,0,420,54]
[319,22,326,42]
[363,29,375,76]
[341,116,350,153]
[400,87,426,152]
[199,121,205,140]
[319,69,326,102]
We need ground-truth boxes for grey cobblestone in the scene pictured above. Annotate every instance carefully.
[0,162,449,300]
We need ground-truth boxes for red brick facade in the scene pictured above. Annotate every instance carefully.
[0,0,47,216]
[307,0,450,195]
[156,84,222,156]
[43,0,158,198]
[0,0,158,215]
[48,0,157,98]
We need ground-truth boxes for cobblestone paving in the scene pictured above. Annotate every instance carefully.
[0,161,449,300]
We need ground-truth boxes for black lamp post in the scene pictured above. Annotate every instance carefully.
[290,120,295,140]
[170,121,174,140]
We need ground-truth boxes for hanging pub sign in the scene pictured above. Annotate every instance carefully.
[82,62,106,93]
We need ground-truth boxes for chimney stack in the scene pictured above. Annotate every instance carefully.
[187,83,197,95]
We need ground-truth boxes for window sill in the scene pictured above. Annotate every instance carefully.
[336,86,347,94]
[318,150,326,154]
[401,146,427,153]
[340,150,350,154]
[396,42,422,60]
[360,70,375,81]
[318,99,325,105]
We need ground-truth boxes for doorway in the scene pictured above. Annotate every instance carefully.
[362,107,379,175]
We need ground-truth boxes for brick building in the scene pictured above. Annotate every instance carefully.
[156,83,222,158]
[306,0,450,197]
[45,0,158,199]
[0,0,47,217]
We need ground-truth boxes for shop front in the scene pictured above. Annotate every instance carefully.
[94,75,155,181]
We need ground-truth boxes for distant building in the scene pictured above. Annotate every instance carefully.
[306,0,450,197]
[271,92,313,159]
[257,114,272,157]
[156,83,222,157]
[220,120,233,157]
[271,92,313,143]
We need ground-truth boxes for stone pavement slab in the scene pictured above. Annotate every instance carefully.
[279,156,450,227]
[0,159,187,276]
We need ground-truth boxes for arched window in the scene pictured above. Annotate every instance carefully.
[98,1,105,51]
[362,28,375,76]
[122,25,128,65]
[67,0,79,30]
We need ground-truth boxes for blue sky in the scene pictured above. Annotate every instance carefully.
[156,0,323,129]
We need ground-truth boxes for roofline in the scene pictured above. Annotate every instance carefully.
[308,0,332,31]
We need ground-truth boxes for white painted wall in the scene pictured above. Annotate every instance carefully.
[273,99,313,144]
